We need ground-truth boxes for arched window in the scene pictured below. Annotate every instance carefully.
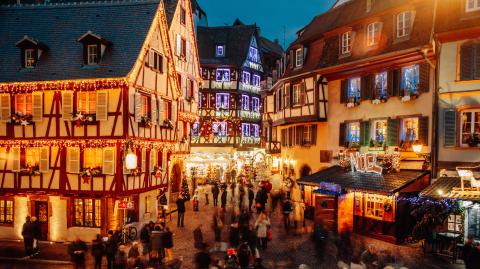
[460,41,480,81]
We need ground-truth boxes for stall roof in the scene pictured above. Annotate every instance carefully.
[298,165,429,195]
[421,177,480,201]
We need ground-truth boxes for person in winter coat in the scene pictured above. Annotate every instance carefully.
[68,235,88,269]
[462,235,480,269]
[115,244,128,269]
[150,225,165,260]
[204,184,211,205]
[229,222,240,247]
[238,209,250,241]
[237,242,251,269]
[212,184,220,206]
[221,189,228,209]
[194,224,207,249]
[139,223,151,256]
[224,248,240,269]
[282,198,293,230]
[163,226,174,260]
[248,187,255,212]
[91,234,105,269]
[105,231,117,269]
[127,241,140,259]
[22,216,35,256]
[194,245,212,269]
[255,189,268,212]
[176,196,186,227]
[213,208,224,242]
[254,212,270,250]
[31,216,41,255]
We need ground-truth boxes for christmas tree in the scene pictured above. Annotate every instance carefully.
[180,178,190,201]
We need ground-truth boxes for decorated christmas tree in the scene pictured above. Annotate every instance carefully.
[180,178,190,201]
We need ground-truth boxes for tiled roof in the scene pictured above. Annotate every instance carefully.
[298,165,428,194]
[0,0,159,83]
[163,0,178,26]
[259,37,283,57]
[197,24,257,67]
[421,177,480,201]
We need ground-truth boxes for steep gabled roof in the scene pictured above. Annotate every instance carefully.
[0,0,159,83]
[163,0,178,26]
[259,37,283,57]
[197,24,257,67]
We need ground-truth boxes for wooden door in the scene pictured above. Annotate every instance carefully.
[314,194,337,231]
[34,201,48,240]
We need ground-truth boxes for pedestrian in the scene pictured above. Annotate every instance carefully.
[238,209,250,241]
[21,216,34,256]
[213,208,224,242]
[112,226,122,244]
[462,235,480,269]
[247,226,258,255]
[194,245,212,269]
[282,197,293,230]
[139,223,151,257]
[150,225,165,260]
[248,187,255,212]
[193,190,200,211]
[128,241,140,259]
[91,234,105,269]
[212,184,220,206]
[221,188,228,209]
[255,188,267,212]
[115,244,128,269]
[31,216,41,256]
[239,185,246,211]
[224,248,240,269]
[237,242,251,269]
[68,235,88,269]
[105,231,117,269]
[163,226,174,261]
[194,224,207,249]
[176,196,186,227]
[360,245,379,269]
[254,212,270,250]
[229,221,240,248]
[204,184,211,205]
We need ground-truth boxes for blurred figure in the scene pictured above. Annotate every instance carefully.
[127,241,140,259]
[21,216,34,256]
[139,223,151,257]
[114,244,127,269]
[248,187,255,212]
[194,245,211,269]
[224,248,240,269]
[361,245,379,269]
[253,258,267,269]
[213,208,224,242]
[221,188,228,209]
[282,197,293,230]
[176,196,186,227]
[212,184,220,206]
[255,212,270,250]
[462,234,480,269]
[312,222,328,260]
[229,221,240,248]
[237,242,251,269]
[194,224,207,249]
[31,216,41,256]
[164,226,174,261]
[68,235,88,269]
[105,230,117,269]
[204,183,211,205]
[337,224,352,263]
[91,234,105,269]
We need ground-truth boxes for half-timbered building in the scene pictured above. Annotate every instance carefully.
[0,0,189,241]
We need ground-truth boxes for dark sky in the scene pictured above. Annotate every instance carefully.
[196,0,337,49]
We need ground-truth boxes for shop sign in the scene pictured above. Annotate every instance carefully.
[349,152,383,174]
[118,201,135,210]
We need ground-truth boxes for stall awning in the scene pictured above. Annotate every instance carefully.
[298,165,429,195]
[421,177,480,201]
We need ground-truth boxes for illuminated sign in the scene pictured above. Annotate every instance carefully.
[243,60,263,72]
[349,152,383,174]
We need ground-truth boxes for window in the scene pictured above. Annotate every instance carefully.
[77,92,96,114]
[461,109,480,146]
[215,45,225,57]
[365,194,385,220]
[447,214,463,234]
[341,31,353,55]
[241,95,249,111]
[139,95,149,118]
[292,84,301,106]
[24,49,35,68]
[0,199,13,224]
[252,124,260,138]
[162,101,171,121]
[181,38,187,58]
[252,97,260,112]
[466,0,480,12]
[15,94,32,115]
[374,72,388,100]
[459,42,480,81]
[87,44,98,65]
[180,7,186,25]
[347,77,361,101]
[401,65,420,96]
[242,71,251,84]
[397,11,412,38]
[215,68,230,82]
[303,125,312,144]
[212,122,227,136]
[25,147,40,167]
[192,122,199,136]
[252,74,261,87]
[145,196,151,214]
[84,148,103,169]
[402,117,419,142]
[366,0,374,12]
[242,123,250,137]
[216,93,230,109]
[372,120,387,145]
[74,198,101,227]
[248,47,260,63]
[347,122,360,144]
[295,48,303,67]
[367,22,381,46]
[149,49,163,73]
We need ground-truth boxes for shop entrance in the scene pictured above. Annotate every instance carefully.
[34,201,48,240]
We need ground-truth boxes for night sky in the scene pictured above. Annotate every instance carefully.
[197,0,337,49]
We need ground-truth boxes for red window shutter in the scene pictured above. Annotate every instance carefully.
[300,82,306,105]
[340,80,347,103]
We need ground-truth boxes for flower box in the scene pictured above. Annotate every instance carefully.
[9,112,33,126]
[162,119,174,129]
[139,116,153,128]
[72,112,96,126]
[19,165,40,176]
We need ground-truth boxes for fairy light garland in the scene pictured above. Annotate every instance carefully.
[178,111,198,123]
[0,78,127,93]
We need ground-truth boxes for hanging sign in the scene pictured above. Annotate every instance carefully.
[118,201,135,210]
[349,152,383,174]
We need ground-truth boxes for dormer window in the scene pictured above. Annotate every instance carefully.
[396,11,413,38]
[367,22,381,47]
[78,31,111,66]
[295,48,303,67]
[341,31,353,55]
[16,35,48,69]
[87,44,98,65]
[216,45,225,57]
[24,49,35,68]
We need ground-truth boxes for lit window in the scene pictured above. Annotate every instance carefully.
[74,198,101,227]
[215,68,230,82]
[0,200,13,224]
[149,49,163,73]
[15,94,32,115]
[303,125,312,144]
[372,120,387,145]
[248,47,259,63]
[252,124,260,138]
[87,44,98,65]
[401,65,420,96]
[212,122,227,136]
[447,214,463,233]
[460,109,480,146]
[252,97,260,112]
[292,84,301,106]
[341,31,353,55]
[145,196,151,214]
[252,74,261,87]
[347,122,360,144]
[367,22,381,46]
[374,71,388,100]
[215,45,225,57]
[161,101,171,121]
[365,194,386,220]
[295,48,303,67]
[397,11,412,38]
[25,147,40,167]
[466,0,480,12]
[242,71,250,84]
[180,7,186,25]
[241,95,249,111]
[347,77,361,101]
[216,93,230,109]
[77,92,96,114]
[84,148,103,169]
[140,95,149,117]
[242,123,250,137]
[402,117,419,142]
[191,122,199,136]
[24,49,35,68]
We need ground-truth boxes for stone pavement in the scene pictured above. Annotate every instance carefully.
[0,190,468,269]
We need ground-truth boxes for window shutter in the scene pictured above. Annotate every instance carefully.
[387,118,400,146]
[31,92,43,122]
[134,92,142,122]
[11,146,20,172]
[360,121,371,146]
[419,63,430,93]
[149,49,154,67]
[171,101,177,124]
[96,90,108,121]
[303,46,308,62]
[0,94,11,121]
[475,44,480,80]
[444,110,457,147]
[418,116,429,146]
[158,99,164,123]
[66,147,80,173]
[289,50,294,69]
[162,151,167,170]
[361,75,372,100]
[311,125,317,145]
[460,43,474,81]
[388,69,400,97]
[289,84,294,107]
[296,126,303,145]
[339,122,347,147]
[149,149,157,172]
[62,91,73,120]
[141,148,146,172]
[151,95,157,125]
[300,82,306,105]
[176,35,181,56]
[186,41,191,60]
[39,147,50,173]
[340,80,347,103]
[102,147,115,175]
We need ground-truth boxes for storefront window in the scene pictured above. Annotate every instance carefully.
[0,200,13,224]
[401,65,419,96]
[365,194,384,220]
[461,110,480,147]
[373,120,387,145]
[402,117,419,142]
[347,122,360,145]
[74,198,101,227]
[447,214,463,234]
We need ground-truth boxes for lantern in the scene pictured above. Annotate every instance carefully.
[125,151,138,170]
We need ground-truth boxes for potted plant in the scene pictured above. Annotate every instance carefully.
[140,116,152,128]
[9,112,33,126]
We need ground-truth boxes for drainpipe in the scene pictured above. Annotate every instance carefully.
[431,0,439,179]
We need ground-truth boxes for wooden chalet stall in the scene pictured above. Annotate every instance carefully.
[299,165,430,243]
[0,0,195,242]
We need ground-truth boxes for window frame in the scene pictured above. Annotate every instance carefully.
[15,94,33,116]
[248,47,260,63]
[242,123,251,137]
[466,0,480,12]
[24,49,35,68]
[149,49,164,73]
[0,199,13,225]
[242,71,251,84]
[401,64,420,96]
[87,44,98,65]
[215,45,225,57]
[292,84,301,106]
[372,119,387,145]
[374,71,388,100]
[367,22,381,47]
[73,198,101,228]
[303,125,312,145]
[252,124,260,138]
[191,122,199,136]
[241,95,250,111]
[252,74,261,87]
[25,147,41,167]
[365,194,385,221]
[139,95,150,118]
[215,68,231,82]
[347,121,361,144]
[396,11,412,38]
[83,148,103,169]
[212,121,227,137]
[460,109,480,147]
[77,91,96,115]
[252,97,260,112]
[347,77,361,100]
[401,117,419,143]
[215,93,230,110]
[295,48,303,67]
[341,31,353,55]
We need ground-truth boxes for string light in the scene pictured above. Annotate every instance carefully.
[178,111,198,123]
[0,78,127,93]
